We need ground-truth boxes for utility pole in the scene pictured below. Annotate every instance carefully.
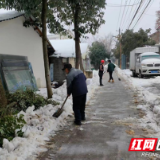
[113,28,122,68]
[119,28,122,69]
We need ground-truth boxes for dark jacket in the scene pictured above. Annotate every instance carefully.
[67,68,88,97]
[99,63,104,73]
[107,63,116,72]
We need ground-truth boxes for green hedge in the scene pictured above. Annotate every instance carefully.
[6,89,59,112]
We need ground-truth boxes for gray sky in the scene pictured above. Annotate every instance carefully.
[98,0,160,37]
[0,0,159,37]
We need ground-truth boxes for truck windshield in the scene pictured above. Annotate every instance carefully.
[142,55,160,61]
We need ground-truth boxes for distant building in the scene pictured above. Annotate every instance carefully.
[49,39,89,82]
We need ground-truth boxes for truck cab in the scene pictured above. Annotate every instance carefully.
[136,52,160,78]
[130,47,160,78]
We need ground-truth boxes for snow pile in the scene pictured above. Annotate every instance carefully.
[37,82,68,103]
[0,70,99,160]
[0,95,72,160]
[117,68,160,136]
[86,70,99,102]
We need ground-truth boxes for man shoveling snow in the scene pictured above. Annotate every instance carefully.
[62,63,88,125]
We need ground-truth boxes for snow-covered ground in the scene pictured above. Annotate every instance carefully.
[117,69,160,137]
[0,71,99,160]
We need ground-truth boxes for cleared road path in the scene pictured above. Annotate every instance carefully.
[38,73,146,160]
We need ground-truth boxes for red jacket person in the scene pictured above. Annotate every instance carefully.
[99,60,105,86]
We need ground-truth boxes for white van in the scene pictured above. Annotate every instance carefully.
[130,47,160,78]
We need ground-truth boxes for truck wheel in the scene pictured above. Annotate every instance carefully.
[139,70,143,78]
[132,71,136,77]
[132,71,138,77]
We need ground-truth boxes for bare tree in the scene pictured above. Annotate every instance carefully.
[85,34,115,58]
[102,34,113,51]
[155,10,160,29]
[99,34,114,58]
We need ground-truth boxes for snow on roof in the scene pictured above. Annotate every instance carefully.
[49,39,88,58]
[131,47,159,54]
[0,10,24,22]
[140,52,159,56]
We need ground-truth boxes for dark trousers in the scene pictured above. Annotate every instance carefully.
[73,94,86,123]
[99,72,103,85]
[109,71,113,80]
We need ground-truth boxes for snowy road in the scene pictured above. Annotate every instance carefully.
[38,73,148,160]
[121,69,160,96]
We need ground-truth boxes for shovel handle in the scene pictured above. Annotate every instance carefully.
[60,96,68,110]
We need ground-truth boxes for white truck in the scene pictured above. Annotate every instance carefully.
[130,47,160,78]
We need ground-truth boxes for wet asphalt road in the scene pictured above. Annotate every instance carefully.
[38,73,147,160]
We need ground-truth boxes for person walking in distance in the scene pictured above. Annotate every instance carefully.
[99,60,105,86]
[107,60,116,83]
[62,63,88,125]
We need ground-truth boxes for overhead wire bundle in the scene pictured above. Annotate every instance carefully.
[109,0,155,32]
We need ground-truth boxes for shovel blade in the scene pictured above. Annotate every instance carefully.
[53,109,63,118]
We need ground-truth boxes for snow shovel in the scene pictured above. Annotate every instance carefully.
[115,69,121,81]
[53,96,68,118]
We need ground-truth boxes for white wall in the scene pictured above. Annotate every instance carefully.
[69,58,75,68]
[0,16,46,88]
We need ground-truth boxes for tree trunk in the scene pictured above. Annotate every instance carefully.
[72,3,84,70]
[73,3,80,69]
[79,43,84,72]
[74,34,81,69]
[42,0,53,98]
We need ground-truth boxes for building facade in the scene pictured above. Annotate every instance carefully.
[0,11,54,88]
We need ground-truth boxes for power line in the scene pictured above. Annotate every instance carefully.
[121,0,132,30]
[133,0,152,29]
[128,0,143,29]
[128,0,145,29]
[134,0,155,29]
[120,0,128,28]
[123,0,139,30]
[116,0,122,30]
[131,0,150,28]
[107,2,141,7]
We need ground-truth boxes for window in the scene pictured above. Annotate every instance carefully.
[142,55,160,61]
[62,58,68,63]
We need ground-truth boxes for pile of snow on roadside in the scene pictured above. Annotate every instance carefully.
[0,70,99,160]
[117,68,160,137]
